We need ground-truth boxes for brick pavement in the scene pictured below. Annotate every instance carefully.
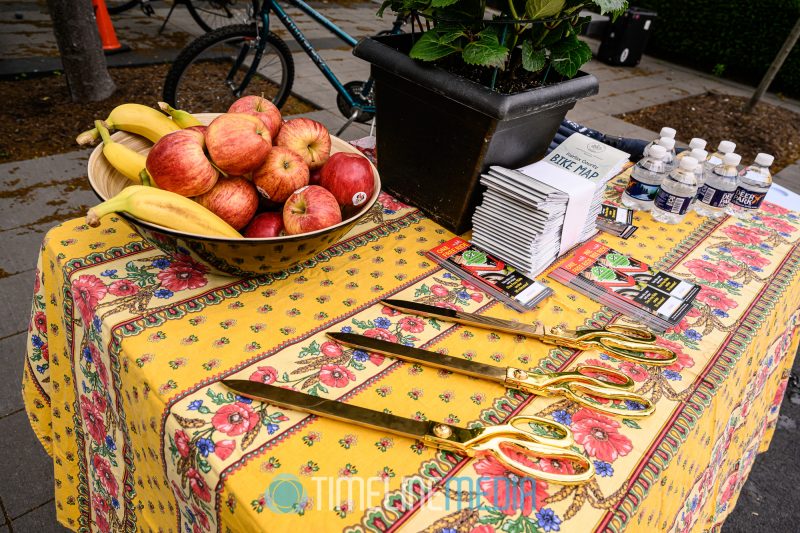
[0,1,799,530]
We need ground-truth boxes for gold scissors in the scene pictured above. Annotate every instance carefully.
[382,299,676,366]
[222,379,595,484]
[328,333,655,418]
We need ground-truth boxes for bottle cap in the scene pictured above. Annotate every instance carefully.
[723,153,741,166]
[689,138,707,150]
[648,144,667,159]
[658,137,675,150]
[754,153,774,167]
[718,140,736,153]
[660,127,677,139]
[690,148,708,161]
[679,156,698,171]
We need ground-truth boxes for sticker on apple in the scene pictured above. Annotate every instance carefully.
[352,191,367,206]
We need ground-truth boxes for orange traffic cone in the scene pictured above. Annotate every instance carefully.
[92,0,130,54]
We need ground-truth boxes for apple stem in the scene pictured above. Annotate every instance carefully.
[209,160,228,178]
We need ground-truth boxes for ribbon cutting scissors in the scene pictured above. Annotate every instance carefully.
[382,299,676,366]
[328,332,655,418]
[222,379,595,484]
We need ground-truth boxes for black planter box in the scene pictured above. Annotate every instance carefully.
[354,34,599,234]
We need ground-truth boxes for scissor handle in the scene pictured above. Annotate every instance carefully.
[504,415,573,448]
[558,382,655,418]
[599,324,658,343]
[471,437,594,485]
[534,365,635,391]
[596,337,677,366]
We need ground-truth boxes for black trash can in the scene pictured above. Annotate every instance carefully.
[597,7,657,66]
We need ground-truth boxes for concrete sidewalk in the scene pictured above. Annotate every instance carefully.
[0,1,799,530]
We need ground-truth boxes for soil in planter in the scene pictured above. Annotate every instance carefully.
[436,53,569,95]
[619,92,800,173]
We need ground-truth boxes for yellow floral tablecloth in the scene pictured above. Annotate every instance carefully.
[23,174,800,533]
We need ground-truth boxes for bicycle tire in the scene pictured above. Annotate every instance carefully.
[107,0,139,14]
[184,0,252,32]
[163,24,294,113]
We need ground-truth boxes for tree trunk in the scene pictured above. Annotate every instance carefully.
[46,0,115,102]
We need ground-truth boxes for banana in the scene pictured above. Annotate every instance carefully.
[96,120,146,183]
[158,102,203,128]
[76,103,180,145]
[87,186,243,239]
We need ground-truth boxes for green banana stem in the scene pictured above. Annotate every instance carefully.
[86,186,142,227]
[158,101,202,128]
[95,120,112,145]
[87,196,128,227]
[139,169,152,187]
[76,118,116,146]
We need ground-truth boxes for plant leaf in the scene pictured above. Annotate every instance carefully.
[593,0,628,16]
[550,35,592,78]
[462,32,508,69]
[521,40,547,72]
[525,0,565,19]
[410,30,460,61]
[431,0,460,6]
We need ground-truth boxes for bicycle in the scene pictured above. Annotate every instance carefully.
[162,0,409,134]
[106,0,251,33]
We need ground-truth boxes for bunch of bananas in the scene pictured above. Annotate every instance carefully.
[81,103,242,238]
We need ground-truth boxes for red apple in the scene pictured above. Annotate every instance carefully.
[185,125,207,136]
[194,176,259,230]
[146,129,218,197]
[319,152,375,209]
[228,95,282,139]
[206,113,271,176]
[309,167,322,186]
[244,212,285,238]
[252,146,309,203]
[276,118,331,170]
[283,185,342,235]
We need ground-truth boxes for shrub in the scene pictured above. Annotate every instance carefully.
[631,0,800,97]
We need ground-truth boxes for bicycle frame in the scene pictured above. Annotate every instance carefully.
[255,0,375,115]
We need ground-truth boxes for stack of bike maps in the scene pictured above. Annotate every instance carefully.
[427,237,552,312]
[549,239,700,331]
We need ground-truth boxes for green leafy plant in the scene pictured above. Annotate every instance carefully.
[379,0,627,84]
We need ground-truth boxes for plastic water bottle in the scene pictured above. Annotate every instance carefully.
[643,127,677,156]
[688,137,707,152]
[658,137,677,170]
[695,153,740,218]
[705,140,736,174]
[621,144,668,211]
[687,148,708,204]
[652,157,699,224]
[727,153,774,217]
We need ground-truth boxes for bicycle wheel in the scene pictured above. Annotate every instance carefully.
[163,24,294,113]
[184,0,252,32]
[106,0,139,14]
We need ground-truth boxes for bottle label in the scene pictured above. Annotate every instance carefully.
[707,156,722,166]
[654,189,693,215]
[731,187,767,209]
[697,184,734,208]
[624,176,660,202]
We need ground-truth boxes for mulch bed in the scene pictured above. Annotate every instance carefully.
[619,92,800,173]
[0,64,316,163]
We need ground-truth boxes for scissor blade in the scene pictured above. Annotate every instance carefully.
[381,299,539,338]
[327,332,508,383]
[222,380,431,439]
